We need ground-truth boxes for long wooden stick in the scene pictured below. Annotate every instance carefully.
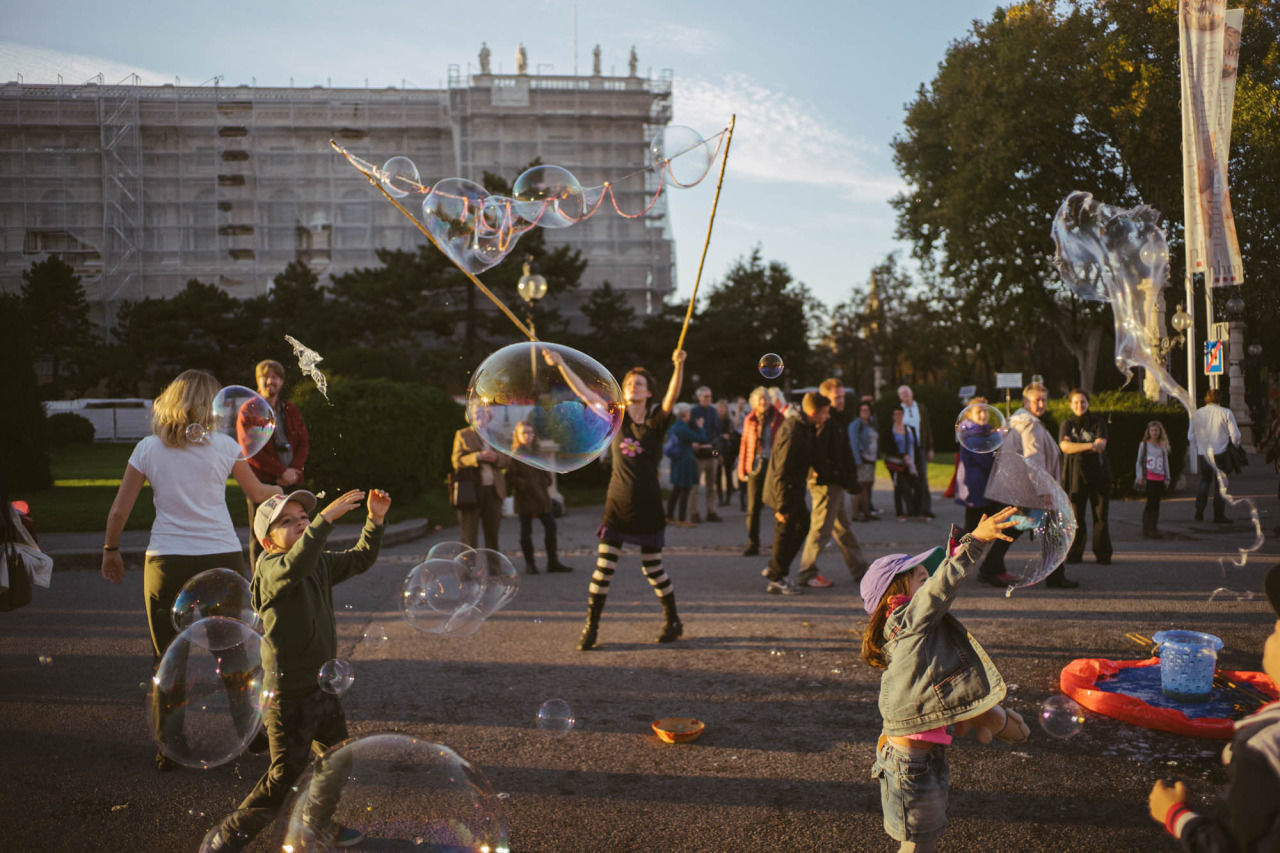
[675,115,736,354]
[330,140,537,342]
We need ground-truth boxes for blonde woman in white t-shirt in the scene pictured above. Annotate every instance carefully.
[100,370,279,672]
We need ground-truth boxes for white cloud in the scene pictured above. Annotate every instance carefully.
[0,41,181,86]
[672,73,905,203]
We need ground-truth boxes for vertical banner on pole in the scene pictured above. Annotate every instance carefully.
[1179,0,1245,288]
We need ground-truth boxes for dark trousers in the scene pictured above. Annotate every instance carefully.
[765,507,811,581]
[964,505,1007,580]
[891,469,922,518]
[744,468,768,547]
[914,446,933,514]
[666,486,691,521]
[246,496,265,568]
[1195,455,1226,519]
[715,455,737,505]
[144,551,247,666]
[220,686,349,844]
[458,484,502,549]
[1066,485,1112,562]
[518,512,556,550]
[1143,480,1164,533]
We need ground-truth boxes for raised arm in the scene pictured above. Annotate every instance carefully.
[542,347,608,409]
[232,459,283,504]
[661,350,687,415]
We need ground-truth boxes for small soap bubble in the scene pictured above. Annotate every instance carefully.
[427,540,475,562]
[381,155,422,198]
[466,342,623,474]
[184,423,207,443]
[537,698,575,738]
[512,164,585,229]
[955,402,1005,454]
[318,659,355,696]
[172,568,258,632]
[650,125,715,187]
[758,353,784,380]
[211,385,276,460]
[1039,694,1085,739]
[361,623,389,650]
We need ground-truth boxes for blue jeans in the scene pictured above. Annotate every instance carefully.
[873,737,949,844]
[1195,455,1226,519]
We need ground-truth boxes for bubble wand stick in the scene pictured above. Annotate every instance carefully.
[329,139,538,342]
[674,113,736,354]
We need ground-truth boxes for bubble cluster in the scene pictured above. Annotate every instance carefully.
[954,403,1005,454]
[318,659,355,696]
[1039,694,1085,739]
[466,342,623,474]
[210,385,276,460]
[537,698,575,738]
[758,353,784,380]
[171,567,258,632]
[151,616,267,769]
[982,448,1077,594]
[283,734,509,853]
[335,124,724,276]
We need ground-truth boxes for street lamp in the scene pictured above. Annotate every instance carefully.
[1155,304,1192,360]
[518,256,547,337]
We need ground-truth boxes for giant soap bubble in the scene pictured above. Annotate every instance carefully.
[212,385,276,460]
[512,165,585,229]
[955,402,1005,454]
[283,734,509,852]
[651,125,715,188]
[172,567,258,632]
[151,616,268,769]
[982,446,1077,594]
[466,342,623,474]
[423,178,515,275]
[401,558,486,635]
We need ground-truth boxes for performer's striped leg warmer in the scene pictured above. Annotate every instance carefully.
[578,540,619,651]
[641,547,683,644]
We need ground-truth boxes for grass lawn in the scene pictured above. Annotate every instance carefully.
[21,442,453,534]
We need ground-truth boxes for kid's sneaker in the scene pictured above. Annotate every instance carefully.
[766,578,804,595]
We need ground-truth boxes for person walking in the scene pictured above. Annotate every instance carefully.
[1134,420,1172,538]
[849,400,878,522]
[1189,388,1241,523]
[1058,389,1112,565]
[898,385,935,518]
[762,393,829,595]
[797,378,868,587]
[244,359,310,568]
[737,387,785,557]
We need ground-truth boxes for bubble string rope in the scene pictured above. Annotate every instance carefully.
[676,113,735,354]
[329,118,734,345]
[330,139,537,340]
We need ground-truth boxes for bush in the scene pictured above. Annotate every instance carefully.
[46,412,96,447]
[0,301,51,490]
[1045,390,1190,496]
[291,377,464,503]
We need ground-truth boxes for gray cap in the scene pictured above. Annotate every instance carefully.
[253,490,318,543]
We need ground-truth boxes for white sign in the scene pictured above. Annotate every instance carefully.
[957,385,976,399]
[1209,322,1230,342]
[995,373,1023,390]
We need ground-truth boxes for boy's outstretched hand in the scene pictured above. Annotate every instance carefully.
[1148,779,1187,823]
[972,506,1019,543]
[320,489,366,524]
[368,489,391,524]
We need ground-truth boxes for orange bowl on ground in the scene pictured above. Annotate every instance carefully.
[652,717,706,743]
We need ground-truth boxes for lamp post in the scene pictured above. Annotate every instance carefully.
[518,256,548,337]
[1225,292,1252,445]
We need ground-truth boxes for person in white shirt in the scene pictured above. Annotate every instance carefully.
[1188,388,1242,523]
[100,370,281,769]
[897,385,935,517]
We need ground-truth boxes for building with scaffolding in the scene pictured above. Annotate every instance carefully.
[0,65,675,327]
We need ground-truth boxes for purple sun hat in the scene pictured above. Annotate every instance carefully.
[860,546,946,614]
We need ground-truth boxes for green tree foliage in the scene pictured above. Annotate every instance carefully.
[574,281,640,378]
[19,255,98,397]
[0,294,52,489]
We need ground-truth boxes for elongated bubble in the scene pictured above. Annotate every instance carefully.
[983,444,1077,593]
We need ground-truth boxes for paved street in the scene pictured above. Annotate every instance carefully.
[3,463,1277,852]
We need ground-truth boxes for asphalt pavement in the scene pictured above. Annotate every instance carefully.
[4,460,1278,852]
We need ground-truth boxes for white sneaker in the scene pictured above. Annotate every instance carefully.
[766,578,803,595]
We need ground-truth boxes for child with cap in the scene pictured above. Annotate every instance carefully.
[1147,564,1280,851]
[206,486,390,852]
[860,506,1030,853]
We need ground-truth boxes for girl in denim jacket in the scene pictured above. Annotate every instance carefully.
[860,506,1031,852]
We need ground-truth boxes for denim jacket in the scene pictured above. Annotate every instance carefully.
[877,533,1007,736]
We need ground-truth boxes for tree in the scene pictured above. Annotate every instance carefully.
[0,294,51,489]
[576,281,640,377]
[19,256,98,397]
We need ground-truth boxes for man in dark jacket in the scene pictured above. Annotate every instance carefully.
[798,378,868,588]
[761,393,829,595]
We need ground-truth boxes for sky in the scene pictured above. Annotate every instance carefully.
[0,0,1004,311]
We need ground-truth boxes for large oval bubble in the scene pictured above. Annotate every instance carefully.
[982,449,1078,592]
[651,125,714,187]
[211,385,276,460]
[422,178,512,275]
[401,558,486,634]
[954,402,1006,454]
[171,567,258,632]
[512,165,585,229]
[466,342,623,474]
[151,616,268,769]
[282,734,509,852]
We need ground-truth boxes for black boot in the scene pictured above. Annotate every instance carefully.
[545,533,573,572]
[656,594,683,643]
[1142,509,1161,539]
[577,595,605,651]
[521,540,539,574]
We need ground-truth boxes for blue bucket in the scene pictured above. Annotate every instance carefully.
[1152,630,1224,703]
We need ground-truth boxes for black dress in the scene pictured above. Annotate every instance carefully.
[599,405,672,546]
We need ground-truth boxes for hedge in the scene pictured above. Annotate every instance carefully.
[46,412,96,447]
[291,377,464,502]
